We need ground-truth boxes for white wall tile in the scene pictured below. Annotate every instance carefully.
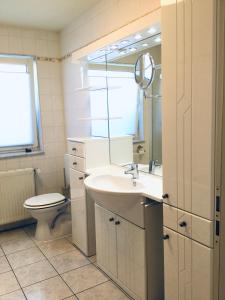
[0,24,66,194]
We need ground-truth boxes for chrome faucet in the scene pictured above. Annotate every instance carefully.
[149,160,160,173]
[124,163,139,179]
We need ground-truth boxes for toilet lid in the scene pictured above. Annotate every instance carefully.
[25,193,65,207]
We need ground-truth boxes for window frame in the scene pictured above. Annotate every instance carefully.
[0,54,43,158]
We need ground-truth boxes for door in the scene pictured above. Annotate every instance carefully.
[95,204,117,277]
[163,227,213,300]
[70,168,88,254]
[116,216,146,300]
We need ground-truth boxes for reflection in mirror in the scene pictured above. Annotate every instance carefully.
[106,34,162,175]
[135,53,155,89]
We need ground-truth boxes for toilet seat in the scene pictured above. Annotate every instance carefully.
[24,193,66,210]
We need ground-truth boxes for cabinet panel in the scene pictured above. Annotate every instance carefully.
[164,227,213,300]
[95,204,117,277]
[163,227,179,300]
[68,140,85,157]
[69,155,86,172]
[161,0,177,207]
[117,217,146,300]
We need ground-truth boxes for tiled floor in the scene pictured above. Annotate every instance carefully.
[0,226,130,300]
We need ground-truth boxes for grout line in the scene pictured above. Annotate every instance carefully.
[75,279,110,297]
[3,255,28,300]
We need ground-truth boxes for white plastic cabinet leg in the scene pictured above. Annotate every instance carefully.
[117,217,146,300]
[95,204,117,277]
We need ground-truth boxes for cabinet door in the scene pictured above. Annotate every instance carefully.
[95,204,117,277]
[163,227,213,300]
[117,217,146,300]
[70,169,87,254]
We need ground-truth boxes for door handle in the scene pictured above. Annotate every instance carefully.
[109,217,114,222]
[179,221,187,227]
[115,221,120,225]
[162,193,169,199]
[78,176,84,180]
[163,234,169,240]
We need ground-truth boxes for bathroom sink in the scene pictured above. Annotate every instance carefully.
[84,174,147,227]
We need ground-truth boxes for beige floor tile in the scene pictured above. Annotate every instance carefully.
[0,289,26,300]
[23,276,73,300]
[0,256,11,274]
[77,281,130,300]
[88,255,96,264]
[7,247,45,269]
[1,237,35,255]
[63,296,78,300]
[0,249,4,257]
[14,259,57,287]
[0,271,20,296]
[37,238,75,258]
[61,264,108,294]
[23,224,36,238]
[49,249,90,274]
[0,229,27,245]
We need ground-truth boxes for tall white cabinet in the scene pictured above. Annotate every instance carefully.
[161,0,218,299]
[68,137,109,256]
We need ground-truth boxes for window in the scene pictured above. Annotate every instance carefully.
[0,54,42,157]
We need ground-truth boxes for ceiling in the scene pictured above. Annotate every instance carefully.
[0,0,99,31]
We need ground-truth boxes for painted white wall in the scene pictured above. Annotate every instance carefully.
[0,25,66,195]
[60,0,160,55]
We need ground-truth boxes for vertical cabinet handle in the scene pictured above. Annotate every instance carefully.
[162,193,169,199]
[115,221,120,225]
[163,234,169,240]
[72,148,77,151]
[78,176,84,180]
[73,162,77,165]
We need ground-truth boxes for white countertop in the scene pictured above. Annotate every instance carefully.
[86,164,163,203]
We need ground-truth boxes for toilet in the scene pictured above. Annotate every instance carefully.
[24,193,68,241]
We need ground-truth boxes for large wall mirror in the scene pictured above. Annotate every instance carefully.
[84,26,162,175]
[106,34,162,175]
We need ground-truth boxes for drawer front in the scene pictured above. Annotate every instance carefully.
[68,141,85,158]
[163,204,214,247]
[69,169,85,198]
[69,155,85,172]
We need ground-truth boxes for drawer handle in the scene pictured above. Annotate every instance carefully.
[162,193,169,199]
[179,221,187,227]
[109,217,114,222]
[163,234,169,240]
[73,162,77,165]
[78,176,84,180]
[115,221,120,225]
[72,148,77,151]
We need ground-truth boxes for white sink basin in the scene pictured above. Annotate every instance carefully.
[85,174,145,194]
[84,174,146,227]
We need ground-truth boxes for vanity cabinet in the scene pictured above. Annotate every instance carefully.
[68,137,109,256]
[163,227,213,300]
[95,204,147,300]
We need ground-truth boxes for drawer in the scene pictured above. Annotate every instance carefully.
[69,155,85,172]
[68,141,85,158]
[69,168,85,198]
[163,204,214,247]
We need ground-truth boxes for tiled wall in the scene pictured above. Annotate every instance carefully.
[0,24,66,195]
[60,0,160,55]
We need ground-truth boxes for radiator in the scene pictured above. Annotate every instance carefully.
[0,168,35,225]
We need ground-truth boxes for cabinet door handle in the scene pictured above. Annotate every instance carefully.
[115,221,120,225]
[109,217,114,222]
[73,162,77,165]
[163,234,169,240]
[72,148,77,151]
[78,176,84,180]
[162,193,169,199]
[179,221,187,227]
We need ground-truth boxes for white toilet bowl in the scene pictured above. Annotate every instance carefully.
[24,193,67,241]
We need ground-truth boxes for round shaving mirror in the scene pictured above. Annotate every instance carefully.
[134,53,155,89]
